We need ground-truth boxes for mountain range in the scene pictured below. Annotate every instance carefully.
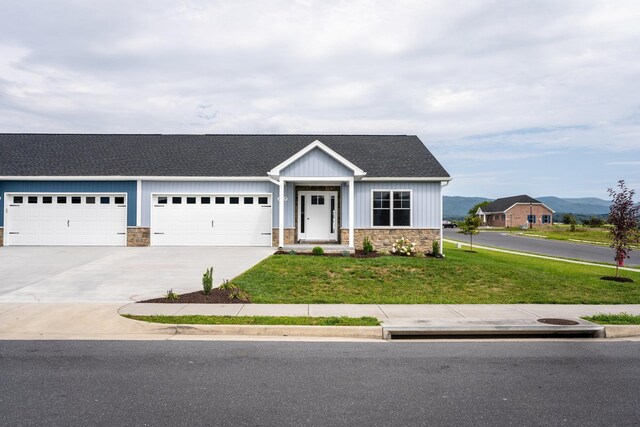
[444,195,611,219]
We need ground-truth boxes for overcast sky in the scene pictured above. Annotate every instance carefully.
[1,1,639,199]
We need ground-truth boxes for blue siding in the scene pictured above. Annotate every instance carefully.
[281,148,353,177]
[0,181,137,227]
[352,182,441,228]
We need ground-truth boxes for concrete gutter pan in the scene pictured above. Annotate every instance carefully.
[381,318,605,340]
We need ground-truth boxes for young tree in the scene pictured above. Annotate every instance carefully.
[562,213,576,225]
[459,215,481,251]
[608,180,640,276]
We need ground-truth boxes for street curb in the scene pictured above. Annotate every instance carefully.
[604,325,640,338]
[173,324,383,339]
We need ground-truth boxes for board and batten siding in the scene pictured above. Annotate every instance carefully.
[280,148,354,177]
[140,181,295,228]
[0,180,137,227]
[350,181,441,228]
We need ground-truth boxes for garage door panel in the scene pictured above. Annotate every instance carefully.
[5,193,127,246]
[151,194,272,246]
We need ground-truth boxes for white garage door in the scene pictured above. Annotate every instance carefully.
[4,193,127,246]
[151,194,272,246]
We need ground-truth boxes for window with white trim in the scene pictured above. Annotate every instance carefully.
[373,191,411,227]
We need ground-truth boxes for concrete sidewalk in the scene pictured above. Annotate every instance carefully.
[2,303,640,341]
[120,303,640,319]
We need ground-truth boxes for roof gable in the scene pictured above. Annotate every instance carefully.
[482,195,554,213]
[269,140,364,178]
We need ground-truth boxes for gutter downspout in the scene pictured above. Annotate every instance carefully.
[440,180,450,255]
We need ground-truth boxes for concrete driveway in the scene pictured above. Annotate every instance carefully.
[0,246,274,303]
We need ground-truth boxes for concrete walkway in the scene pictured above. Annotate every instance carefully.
[2,303,640,341]
[120,303,640,320]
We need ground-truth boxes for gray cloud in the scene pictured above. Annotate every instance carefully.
[0,0,639,197]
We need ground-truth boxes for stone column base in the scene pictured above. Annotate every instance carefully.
[127,227,150,247]
[272,228,296,247]
[340,228,440,253]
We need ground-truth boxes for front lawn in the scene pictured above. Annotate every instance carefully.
[517,225,613,245]
[231,244,640,304]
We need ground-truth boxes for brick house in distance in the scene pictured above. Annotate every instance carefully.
[476,195,554,228]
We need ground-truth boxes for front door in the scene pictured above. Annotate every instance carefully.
[298,191,338,242]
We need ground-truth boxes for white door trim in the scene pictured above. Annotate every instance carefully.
[297,190,338,242]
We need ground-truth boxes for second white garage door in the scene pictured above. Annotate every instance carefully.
[151,194,272,246]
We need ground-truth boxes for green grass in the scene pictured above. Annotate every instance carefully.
[582,313,640,325]
[517,225,613,245]
[123,314,381,326]
[230,243,640,304]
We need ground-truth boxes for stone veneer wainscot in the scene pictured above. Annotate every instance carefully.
[127,227,150,247]
[340,228,440,253]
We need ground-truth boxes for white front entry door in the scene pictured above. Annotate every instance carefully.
[4,193,127,246]
[151,194,272,246]
[298,191,338,242]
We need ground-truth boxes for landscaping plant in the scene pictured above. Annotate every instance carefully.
[607,180,640,276]
[391,237,416,256]
[165,289,179,301]
[202,267,213,295]
[432,240,440,257]
[312,246,324,256]
[459,215,481,251]
[219,279,234,290]
[362,236,374,255]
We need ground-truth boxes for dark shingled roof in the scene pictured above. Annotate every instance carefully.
[0,134,449,178]
[482,195,542,213]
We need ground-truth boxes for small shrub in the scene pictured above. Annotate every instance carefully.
[341,250,351,257]
[570,223,576,232]
[229,288,249,300]
[391,237,416,256]
[362,236,374,254]
[312,246,324,256]
[219,279,234,290]
[202,267,213,295]
[165,289,179,301]
[432,240,440,257]
[288,250,297,255]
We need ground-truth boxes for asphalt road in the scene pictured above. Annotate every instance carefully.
[444,229,640,267]
[2,340,640,426]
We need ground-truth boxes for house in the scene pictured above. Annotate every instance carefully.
[476,195,554,228]
[0,134,451,252]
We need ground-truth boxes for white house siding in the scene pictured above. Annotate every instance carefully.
[140,181,293,227]
[351,181,441,228]
[280,148,353,177]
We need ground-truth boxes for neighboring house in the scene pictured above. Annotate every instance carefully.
[0,134,451,252]
[476,195,554,228]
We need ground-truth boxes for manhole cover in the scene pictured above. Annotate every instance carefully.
[537,318,579,326]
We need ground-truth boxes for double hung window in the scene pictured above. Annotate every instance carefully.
[373,191,411,227]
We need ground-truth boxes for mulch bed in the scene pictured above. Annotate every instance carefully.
[274,250,381,258]
[139,289,250,304]
[600,276,635,283]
